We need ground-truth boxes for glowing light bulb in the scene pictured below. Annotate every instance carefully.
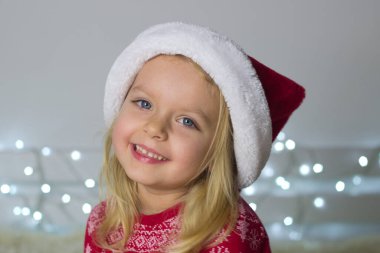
[275,177,285,186]
[33,211,43,221]
[22,207,30,216]
[285,139,296,150]
[335,181,345,192]
[275,177,290,190]
[270,223,282,235]
[274,142,284,152]
[61,194,71,203]
[15,140,24,149]
[281,180,291,190]
[242,185,255,196]
[71,150,81,161]
[1,184,11,194]
[41,184,51,193]
[41,147,52,156]
[13,206,22,216]
[284,216,293,226]
[82,203,92,214]
[9,185,17,195]
[299,164,311,176]
[313,197,325,208]
[313,163,324,174]
[24,166,34,176]
[352,175,362,185]
[358,156,368,167]
[84,179,96,188]
[262,166,274,178]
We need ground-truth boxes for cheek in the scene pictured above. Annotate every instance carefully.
[112,119,121,141]
[111,117,130,149]
[174,137,211,166]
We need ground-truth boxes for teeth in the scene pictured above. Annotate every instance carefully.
[135,145,167,161]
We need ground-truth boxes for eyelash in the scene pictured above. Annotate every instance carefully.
[177,117,198,129]
[131,99,198,130]
[133,99,152,110]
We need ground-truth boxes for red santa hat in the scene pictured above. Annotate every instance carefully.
[103,22,305,188]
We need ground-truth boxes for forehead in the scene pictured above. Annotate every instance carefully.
[133,55,219,97]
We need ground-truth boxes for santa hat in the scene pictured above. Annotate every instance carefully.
[104,22,305,188]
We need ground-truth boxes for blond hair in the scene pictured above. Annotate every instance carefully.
[96,55,239,252]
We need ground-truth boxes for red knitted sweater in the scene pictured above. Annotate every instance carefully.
[84,198,271,253]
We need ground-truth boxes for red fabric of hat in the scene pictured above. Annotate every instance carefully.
[248,56,305,141]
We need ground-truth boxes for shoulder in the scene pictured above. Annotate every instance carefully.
[234,199,270,249]
[84,201,110,253]
[236,198,267,235]
[202,198,271,253]
[86,201,107,236]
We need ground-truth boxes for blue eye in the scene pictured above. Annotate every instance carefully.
[179,117,196,128]
[135,99,152,110]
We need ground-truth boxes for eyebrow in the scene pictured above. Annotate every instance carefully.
[128,85,146,94]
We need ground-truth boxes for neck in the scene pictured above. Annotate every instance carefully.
[137,184,186,215]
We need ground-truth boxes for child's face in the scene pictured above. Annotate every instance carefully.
[112,55,220,193]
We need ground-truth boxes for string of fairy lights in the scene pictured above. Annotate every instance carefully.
[1,133,379,240]
[240,133,380,240]
[0,141,100,232]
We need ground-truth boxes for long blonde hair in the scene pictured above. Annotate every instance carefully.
[96,55,239,252]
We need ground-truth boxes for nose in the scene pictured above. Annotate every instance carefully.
[143,115,169,141]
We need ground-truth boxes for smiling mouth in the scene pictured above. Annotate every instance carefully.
[133,144,168,161]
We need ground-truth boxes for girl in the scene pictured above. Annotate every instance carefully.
[84,22,305,253]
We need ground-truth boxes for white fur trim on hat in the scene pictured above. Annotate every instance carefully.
[104,22,272,188]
